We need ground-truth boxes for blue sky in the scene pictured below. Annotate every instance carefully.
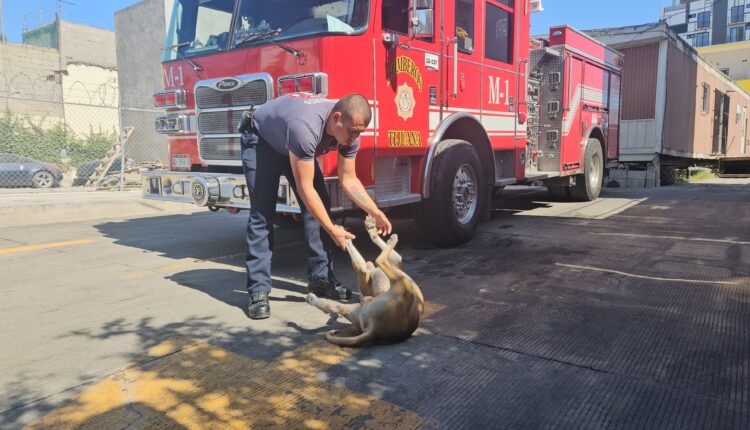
[2,0,675,43]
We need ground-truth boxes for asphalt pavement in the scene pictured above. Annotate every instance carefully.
[1,181,749,429]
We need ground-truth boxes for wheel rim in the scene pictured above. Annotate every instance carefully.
[34,172,53,188]
[452,164,478,225]
[588,150,602,189]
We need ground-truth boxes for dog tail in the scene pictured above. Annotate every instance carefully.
[326,328,376,347]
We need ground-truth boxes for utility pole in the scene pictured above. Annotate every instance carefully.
[0,0,6,43]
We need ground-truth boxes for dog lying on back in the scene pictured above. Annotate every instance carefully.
[306,216,425,346]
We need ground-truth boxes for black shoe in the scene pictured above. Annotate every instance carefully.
[248,291,270,319]
[307,278,352,300]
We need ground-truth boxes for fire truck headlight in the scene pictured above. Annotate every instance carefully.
[153,92,166,108]
[277,73,328,96]
[296,76,314,93]
[233,186,244,199]
[278,78,296,95]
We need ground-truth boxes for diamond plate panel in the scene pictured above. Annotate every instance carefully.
[375,157,411,198]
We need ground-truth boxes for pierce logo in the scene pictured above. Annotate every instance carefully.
[216,79,240,90]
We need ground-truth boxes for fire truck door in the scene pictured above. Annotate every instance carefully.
[480,1,522,152]
[449,0,481,121]
[375,0,440,195]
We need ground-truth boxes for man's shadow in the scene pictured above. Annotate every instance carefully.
[168,269,308,316]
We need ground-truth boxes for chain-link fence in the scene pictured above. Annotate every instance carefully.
[0,73,166,192]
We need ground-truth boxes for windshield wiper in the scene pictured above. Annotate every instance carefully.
[235,28,307,65]
[163,41,203,73]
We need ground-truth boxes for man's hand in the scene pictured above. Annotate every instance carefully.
[371,210,392,236]
[327,225,356,250]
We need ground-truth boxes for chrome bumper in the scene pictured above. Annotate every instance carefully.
[141,170,355,213]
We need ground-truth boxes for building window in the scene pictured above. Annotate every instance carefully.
[702,83,710,114]
[730,26,744,42]
[697,11,711,29]
[731,5,744,24]
[694,32,710,47]
[456,0,475,54]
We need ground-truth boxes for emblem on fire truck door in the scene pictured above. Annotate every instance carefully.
[395,83,416,121]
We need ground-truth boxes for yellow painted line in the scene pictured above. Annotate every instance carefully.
[0,239,95,256]
[27,337,436,429]
[556,263,738,286]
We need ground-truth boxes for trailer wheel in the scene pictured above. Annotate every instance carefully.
[570,138,603,201]
[660,165,676,186]
[416,140,483,246]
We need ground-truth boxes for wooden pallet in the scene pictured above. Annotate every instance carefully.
[86,126,134,186]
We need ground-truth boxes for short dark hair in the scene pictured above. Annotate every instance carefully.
[333,94,372,126]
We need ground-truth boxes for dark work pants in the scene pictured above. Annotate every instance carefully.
[241,132,335,294]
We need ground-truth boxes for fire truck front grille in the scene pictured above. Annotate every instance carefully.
[196,80,269,109]
[198,110,246,134]
[199,137,242,160]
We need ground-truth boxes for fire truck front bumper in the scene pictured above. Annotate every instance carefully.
[141,170,302,214]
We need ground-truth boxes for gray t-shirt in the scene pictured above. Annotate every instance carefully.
[253,93,360,161]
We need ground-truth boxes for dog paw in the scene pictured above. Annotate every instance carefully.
[306,293,318,305]
[387,234,398,246]
[364,215,376,229]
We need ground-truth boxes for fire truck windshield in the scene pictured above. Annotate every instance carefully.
[233,0,370,48]
[163,0,235,61]
[163,0,370,62]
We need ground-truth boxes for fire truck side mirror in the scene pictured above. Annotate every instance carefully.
[410,9,434,39]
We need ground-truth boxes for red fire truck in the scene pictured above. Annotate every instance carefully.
[144,0,623,246]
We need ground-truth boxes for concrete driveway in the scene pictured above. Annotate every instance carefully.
[1,182,749,429]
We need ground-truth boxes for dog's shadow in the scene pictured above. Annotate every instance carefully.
[287,312,353,336]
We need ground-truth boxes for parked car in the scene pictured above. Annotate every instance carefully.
[0,153,63,188]
[73,158,131,186]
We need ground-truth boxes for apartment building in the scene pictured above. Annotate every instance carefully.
[662,0,750,47]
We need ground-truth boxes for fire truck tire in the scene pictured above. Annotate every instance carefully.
[570,138,604,201]
[416,140,483,246]
[547,186,571,200]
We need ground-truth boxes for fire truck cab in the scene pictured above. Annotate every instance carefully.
[143,0,622,246]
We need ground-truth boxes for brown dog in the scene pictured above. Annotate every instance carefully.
[306,217,425,346]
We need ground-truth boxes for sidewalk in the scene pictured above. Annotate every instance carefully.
[0,189,203,229]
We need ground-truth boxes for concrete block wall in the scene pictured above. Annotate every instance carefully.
[59,21,117,69]
[0,43,63,121]
[115,0,171,110]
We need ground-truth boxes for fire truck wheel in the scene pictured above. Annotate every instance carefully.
[547,186,571,200]
[570,138,604,201]
[416,140,483,246]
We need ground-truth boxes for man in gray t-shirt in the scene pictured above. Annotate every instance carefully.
[239,93,392,319]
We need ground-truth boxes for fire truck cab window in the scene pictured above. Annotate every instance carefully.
[455,0,475,53]
[485,2,513,64]
[382,0,409,35]
[233,0,370,46]
[163,0,234,61]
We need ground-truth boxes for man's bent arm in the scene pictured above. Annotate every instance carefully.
[338,155,392,234]
[289,152,336,231]
[338,156,379,214]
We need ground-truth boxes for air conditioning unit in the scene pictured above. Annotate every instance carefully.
[531,0,544,13]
